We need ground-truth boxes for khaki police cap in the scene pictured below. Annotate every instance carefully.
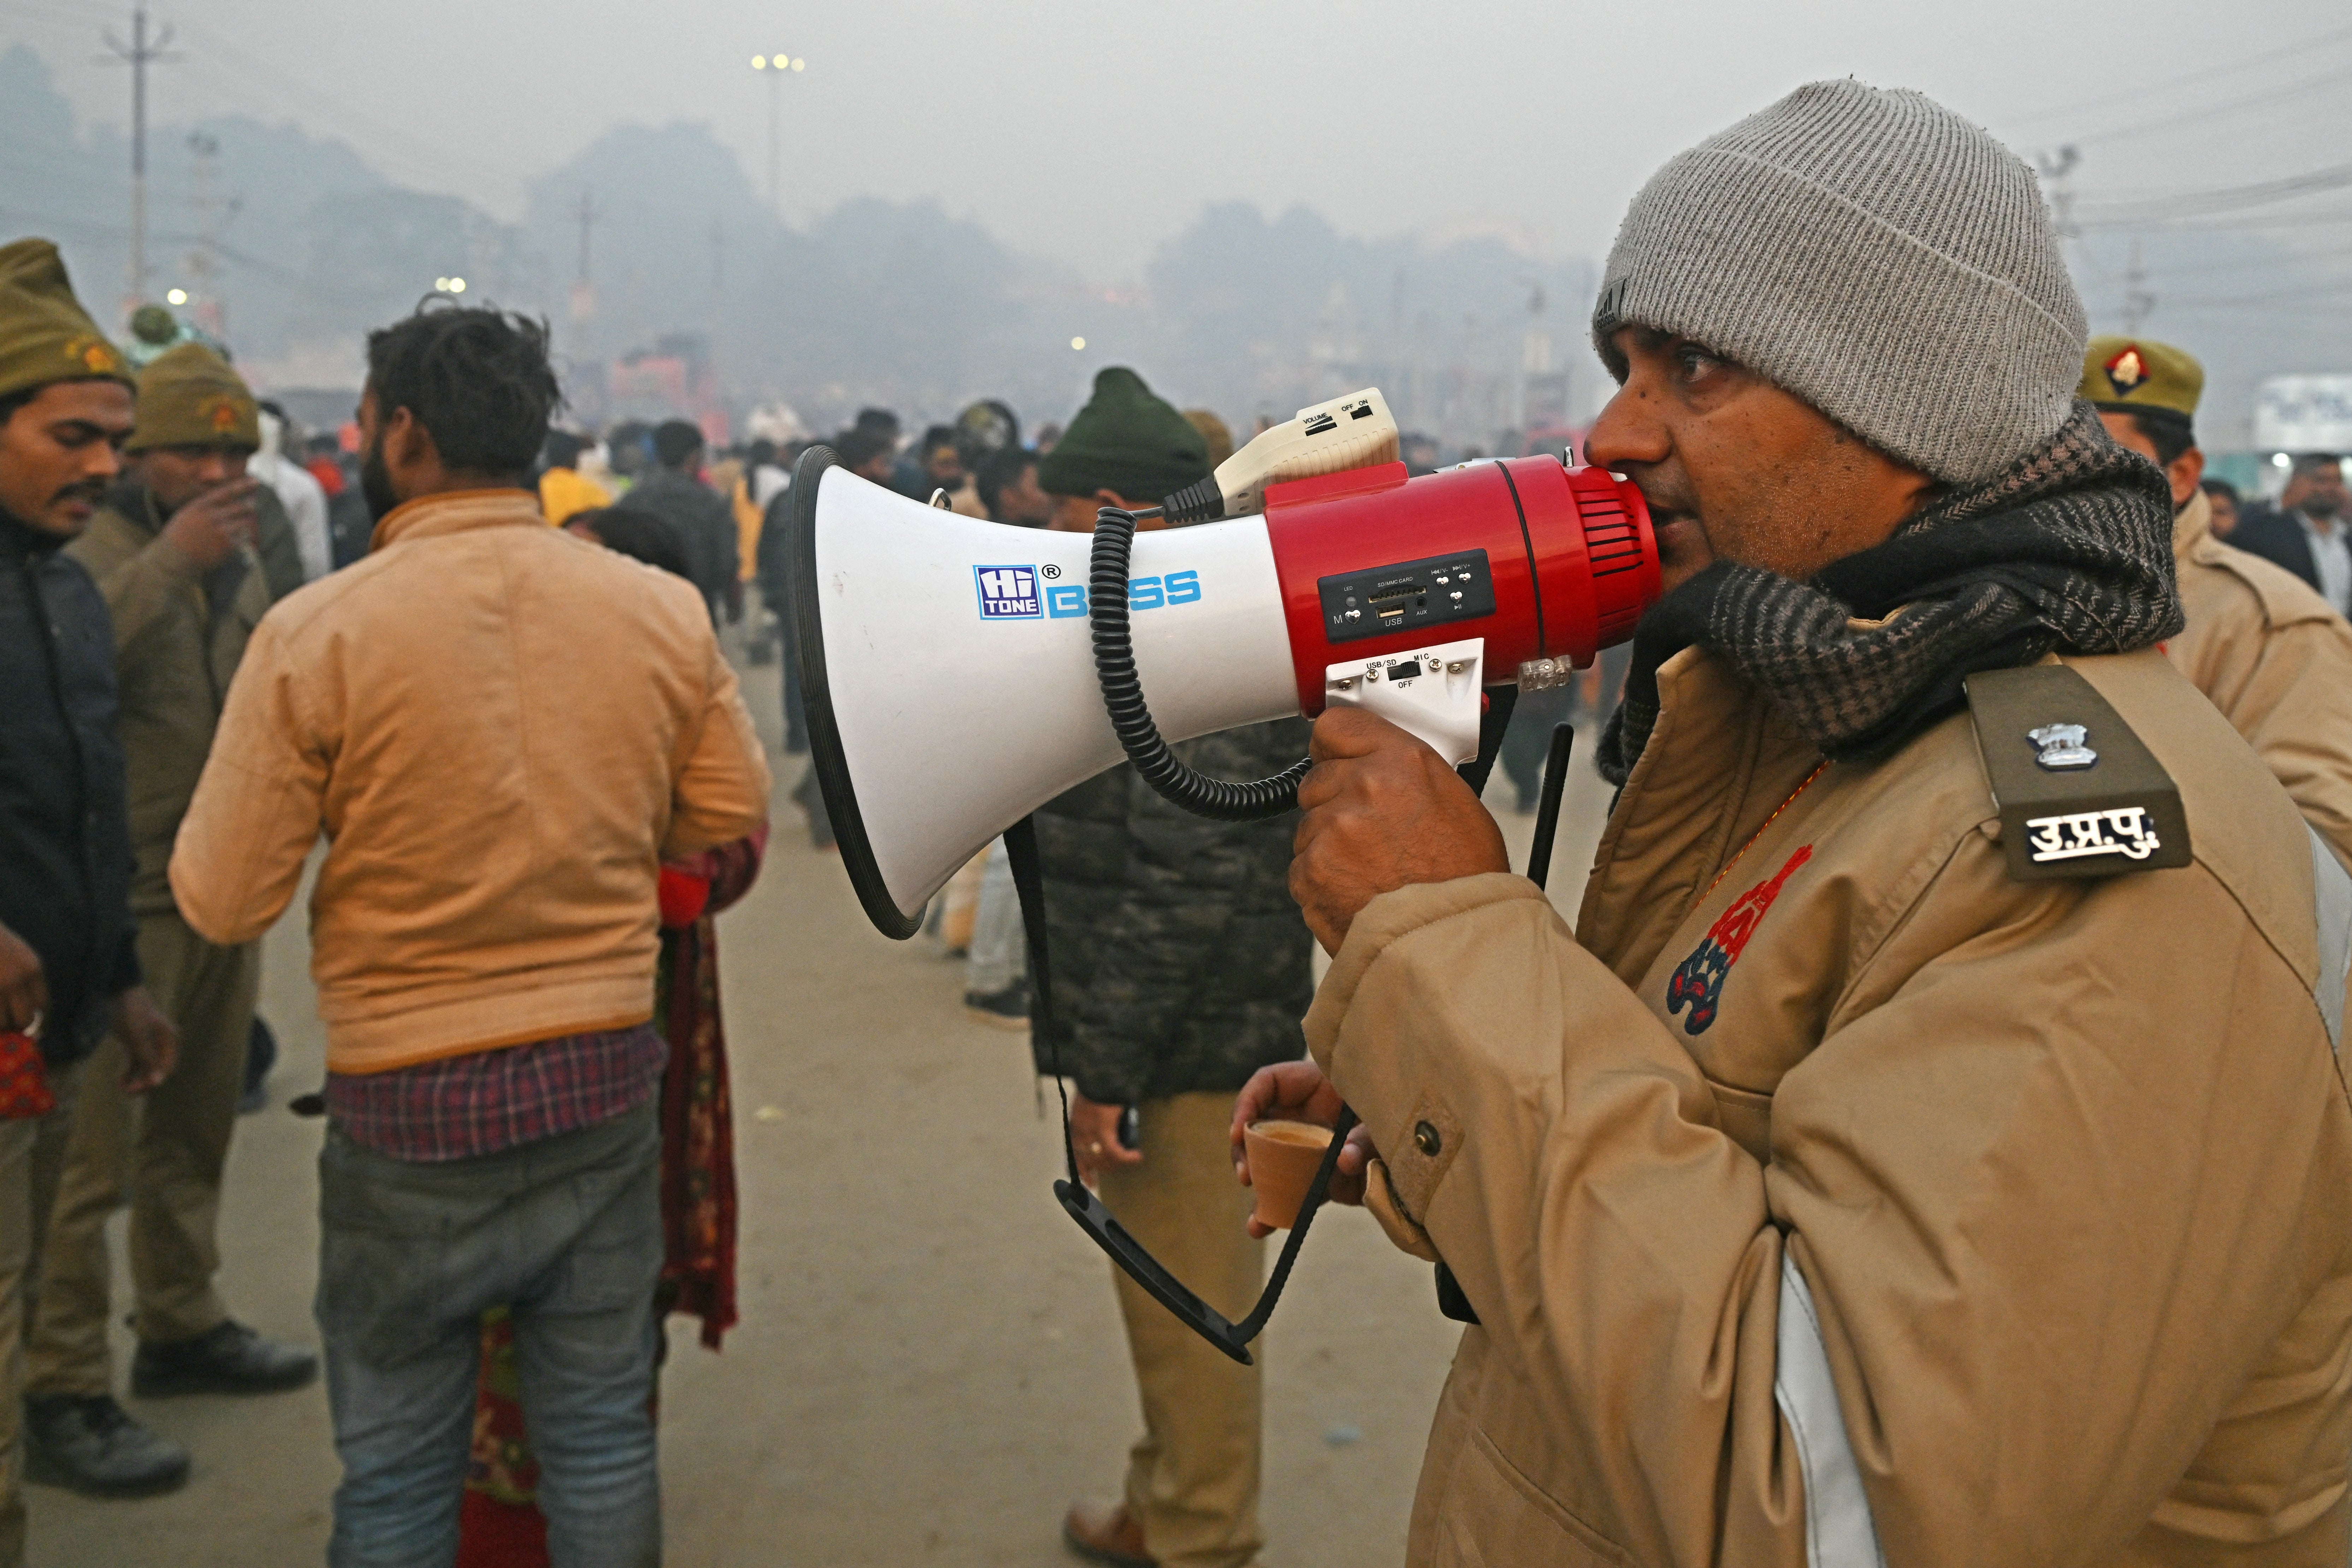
[2079,337,2203,420]
[126,342,259,453]
[0,238,133,402]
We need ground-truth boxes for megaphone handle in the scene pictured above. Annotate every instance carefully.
[1456,682,1517,799]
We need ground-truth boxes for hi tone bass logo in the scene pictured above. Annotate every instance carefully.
[1664,846,1812,1036]
[974,565,1041,619]
[977,566,1202,620]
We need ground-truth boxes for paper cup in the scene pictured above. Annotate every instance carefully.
[1244,1118,1336,1230]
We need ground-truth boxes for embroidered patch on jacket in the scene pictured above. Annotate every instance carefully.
[2103,344,2149,397]
[1665,846,1813,1036]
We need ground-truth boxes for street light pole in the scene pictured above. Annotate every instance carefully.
[750,52,805,218]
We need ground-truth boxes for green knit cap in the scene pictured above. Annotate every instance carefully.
[0,238,133,402]
[1036,367,1208,502]
[128,342,259,452]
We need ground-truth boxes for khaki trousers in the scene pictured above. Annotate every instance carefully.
[0,1058,87,1568]
[1097,1091,1265,1568]
[26,913,259,1395]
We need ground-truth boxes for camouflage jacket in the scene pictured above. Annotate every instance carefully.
[1030,717,1315,1105]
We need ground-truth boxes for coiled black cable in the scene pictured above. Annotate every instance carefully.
[1088,507,1311,820]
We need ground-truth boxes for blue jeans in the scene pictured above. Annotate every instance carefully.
[315,1099,664,1568]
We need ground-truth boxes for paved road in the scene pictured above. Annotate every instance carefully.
[39,653,1614,1567]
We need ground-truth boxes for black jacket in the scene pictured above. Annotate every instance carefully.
[624,469,739,610]
[1030,720,1316,1105]
[2230,505,2333,602]
[0,512,140,1063]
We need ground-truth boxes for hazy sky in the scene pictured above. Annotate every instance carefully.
[6,0,2348,284]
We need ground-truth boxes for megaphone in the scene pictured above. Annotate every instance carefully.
[787,389,1661,941]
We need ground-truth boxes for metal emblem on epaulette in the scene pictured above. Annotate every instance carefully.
[2027,724,2097,770]
[1968,666,2191,882]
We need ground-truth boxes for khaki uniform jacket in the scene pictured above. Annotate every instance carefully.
[168,489,772,1075]
[2167,488,2352,867]
[64,485,272,918]
[1315,645,2352,1566]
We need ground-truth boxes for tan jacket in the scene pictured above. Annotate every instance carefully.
[169,489,771,1073]
[1316,645,2352,1566]
[65,485,272,917]
[2168,487,2352,867]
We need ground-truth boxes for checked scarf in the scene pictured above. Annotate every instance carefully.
[1596,403,2181,785]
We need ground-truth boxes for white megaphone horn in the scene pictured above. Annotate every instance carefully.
[787,388,1661,940]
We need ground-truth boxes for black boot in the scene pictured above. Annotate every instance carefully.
[131,1320,318,1397]
[24,1395,190,1497]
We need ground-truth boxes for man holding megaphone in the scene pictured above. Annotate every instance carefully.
[1240,81,2352,1565]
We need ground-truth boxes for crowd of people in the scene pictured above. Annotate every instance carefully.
[6,71,2352,1568]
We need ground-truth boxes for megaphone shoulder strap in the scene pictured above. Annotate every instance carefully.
[1003,810,1354,1365]
[1002,814,1078,1187]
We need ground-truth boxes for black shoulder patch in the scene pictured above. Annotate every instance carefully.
[1964,664,2192,882]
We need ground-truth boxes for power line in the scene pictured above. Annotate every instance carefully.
[2071,59,2352,148]
[0,6,500,202]
[2163,276,2352,309]
[161,21,497,195]
[2004,19,2352,129]
[2078,160,2352,226]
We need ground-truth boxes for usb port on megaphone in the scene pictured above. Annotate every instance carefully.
[1367,584,1424,624]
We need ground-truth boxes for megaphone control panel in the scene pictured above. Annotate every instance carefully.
[1317,550,1498,644]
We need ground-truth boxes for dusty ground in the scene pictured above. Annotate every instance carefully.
[35,653,1613,1568]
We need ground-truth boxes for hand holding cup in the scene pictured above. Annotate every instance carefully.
[159,477,261,571]
[1231,1060,1376,1238]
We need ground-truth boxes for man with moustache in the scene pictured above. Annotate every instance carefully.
[0,238,179,1560]
[1238,83,2352,1563]
[2234,451,2352,614]
[2080,336,2352,866]
[168,302,769,1565]
[26,343,318,1503]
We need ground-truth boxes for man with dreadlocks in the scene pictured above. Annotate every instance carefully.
[1236,82,2352,1564]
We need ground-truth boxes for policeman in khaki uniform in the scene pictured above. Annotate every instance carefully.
[26,345,316,1499]
[2081,335,2352,866]
[1238,82,2352,1564]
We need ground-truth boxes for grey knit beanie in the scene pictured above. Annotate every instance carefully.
[1592,79,2086,486]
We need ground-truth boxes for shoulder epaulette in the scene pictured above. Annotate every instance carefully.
[1964,664,2191,882]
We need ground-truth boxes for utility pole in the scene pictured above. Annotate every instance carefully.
[2034,144,2081,248]
[1517,277,1550,435]
[574,188,599,290]
[569,188,600,341]
[105,5,179,312]
[2122,237,2156,335]
[183,130,227,336]
[568,186,602,422]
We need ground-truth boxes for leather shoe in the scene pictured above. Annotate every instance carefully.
[24,1395,190,1497]
[1063,1500,1154,1568]
[131,1320,318,1397]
